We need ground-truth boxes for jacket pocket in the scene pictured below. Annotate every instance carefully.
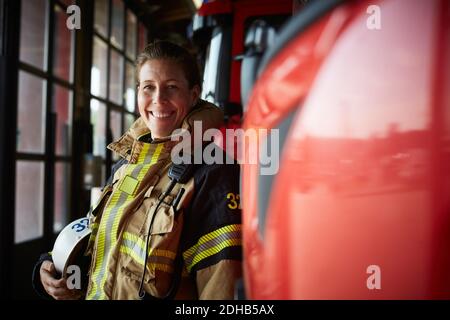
[145,201,175,235]
[120,199,176,285]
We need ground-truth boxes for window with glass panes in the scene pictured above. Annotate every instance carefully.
[14,0,149,244]
[90,0,147,204]
[16,0,75,242]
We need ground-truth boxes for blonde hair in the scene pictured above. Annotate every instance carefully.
[136,40,202,90]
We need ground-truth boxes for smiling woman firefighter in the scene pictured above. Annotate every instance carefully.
[32,40,242,300]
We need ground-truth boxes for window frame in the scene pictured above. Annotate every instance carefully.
[89,0,141,182]
[15,0,77,243]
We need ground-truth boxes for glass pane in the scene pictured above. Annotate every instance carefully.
[110,50,124,105]
[138,22,147,54]
[91,36,108,98]
[20,0,48,70]
[89,164,106,202]
[126,10,137,59]
[110,110,122,161]
[125,113,136,131]
[94,0,109,38]
[54,5,74,82]
[201,32,221,104]
[53,85,72,156]
[17,71,46,154]
[90,99,107,158]
[54,162,71,232]
[110,110,122,142]
[125,62,136,112]
[111,0,124,49]
[15,161,44,243]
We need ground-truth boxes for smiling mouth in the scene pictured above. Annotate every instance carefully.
[150,111,175,119]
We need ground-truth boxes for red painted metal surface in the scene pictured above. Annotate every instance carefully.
[199,0,292,158]
[242,0,450,299]
[198,0,292,105]
[229,0,292,104]
[197,0,233,16]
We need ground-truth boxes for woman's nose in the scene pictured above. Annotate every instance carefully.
[152,87,167,104]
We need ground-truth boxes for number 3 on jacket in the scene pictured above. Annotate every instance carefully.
[226,193,241,210]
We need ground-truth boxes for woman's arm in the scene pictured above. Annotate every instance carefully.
[196,259,242,299]
[182,152,243,300]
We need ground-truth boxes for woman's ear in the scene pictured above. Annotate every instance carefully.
[191,85,201,106]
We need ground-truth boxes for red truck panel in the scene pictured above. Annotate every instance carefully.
[243,0,450,299]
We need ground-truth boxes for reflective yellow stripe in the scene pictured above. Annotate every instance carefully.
[138,143,150,162]
[122,231,142,247]
[184,238,241,272]
[96,159,149,299]
[120,245,145,265]
[97,146,152,296]
[137,143,162,180]
[119,246,174,273]
[87,143,161,299]
[88,195,129,298]
[88,188,124,299]
[120,230,176,274]
[122,232,176,259]
[183,224,241,260]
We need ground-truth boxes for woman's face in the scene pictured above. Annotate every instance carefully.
[137,59,200,139]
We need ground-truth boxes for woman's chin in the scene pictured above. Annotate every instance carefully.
[151,128,173,139]
[147,121,175,138]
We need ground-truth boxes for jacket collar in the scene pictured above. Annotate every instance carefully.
[107,99,224,163]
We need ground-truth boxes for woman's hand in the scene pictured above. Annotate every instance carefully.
[40,261,83,300]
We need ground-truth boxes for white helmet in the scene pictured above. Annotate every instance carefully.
[52,217,92,276]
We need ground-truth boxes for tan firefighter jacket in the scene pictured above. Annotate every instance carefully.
[84,100,242,300]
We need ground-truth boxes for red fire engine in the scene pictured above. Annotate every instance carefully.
[242,0,450,299]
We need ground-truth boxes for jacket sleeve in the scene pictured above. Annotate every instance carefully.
[181,158,242,300]
[31,253,53,299]
[196,260,242,299]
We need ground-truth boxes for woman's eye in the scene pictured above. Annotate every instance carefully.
[167,85,177,90]
[144,85,155,91]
